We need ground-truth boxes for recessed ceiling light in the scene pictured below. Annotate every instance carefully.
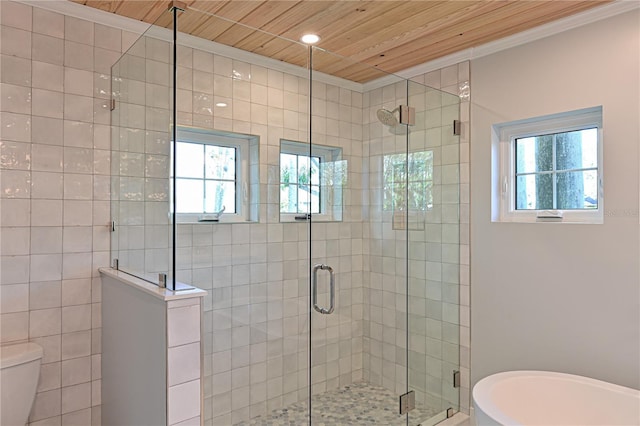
[300,34,320,45]
[215,102,227,107]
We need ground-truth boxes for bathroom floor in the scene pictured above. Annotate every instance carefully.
[235,381,439,426]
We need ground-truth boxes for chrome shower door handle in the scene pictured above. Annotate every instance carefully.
[312,264,335,314]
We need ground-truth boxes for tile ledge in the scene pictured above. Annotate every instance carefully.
[99,267,207,301]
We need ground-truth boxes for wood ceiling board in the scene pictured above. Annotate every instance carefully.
[84,1,120,13]
[228,1,304,31]
[362,3,542,69]
[187,0,227,15]
[70,0,614,84]
[368,0,610,74]
[244,31,304,60]
[316,1,455,53]
[113,0,163,22]
[209,23,266,48]
[303,1,417,50]
[199,1,269,24]
[418,0,611,60]
[217,2,325,57]
[258,3,493,81]
[311,49,393,83]
[343,1,552,71]
[245,1,344,40]
[166,10,211,35]
[188,14,238,41]
[232,31,282,53]
[331,1,503,61]
[271,1,374,40]
[252,37,309,68]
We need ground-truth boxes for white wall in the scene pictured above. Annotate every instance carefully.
[470,9,640,389]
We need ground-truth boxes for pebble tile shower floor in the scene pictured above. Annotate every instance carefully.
[235,381,439,426]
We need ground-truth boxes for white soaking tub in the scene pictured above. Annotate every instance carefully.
[473,370,640,425]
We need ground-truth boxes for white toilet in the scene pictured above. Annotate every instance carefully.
[0,342,43,426]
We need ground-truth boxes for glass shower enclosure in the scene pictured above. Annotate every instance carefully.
[110,4,460,425]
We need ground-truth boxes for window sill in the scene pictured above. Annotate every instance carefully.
[494,211,603,224]
[173,214,257,224]
[279,214,342,223]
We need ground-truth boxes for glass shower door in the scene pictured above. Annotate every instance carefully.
[308,46,411,424]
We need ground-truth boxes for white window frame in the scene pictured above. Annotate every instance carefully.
[173,127,254,224]
[279,139,343,223]
[493,106,603,224]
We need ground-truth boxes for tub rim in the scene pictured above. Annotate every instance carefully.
[472,370,640,425]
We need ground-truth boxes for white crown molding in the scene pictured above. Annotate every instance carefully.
[16,0,364,92]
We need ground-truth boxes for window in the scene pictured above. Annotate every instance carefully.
[493,106,603,223]
[279,140,345,222]
[175,142,238,214]
[383,151,434,212]
[173,127,259,223]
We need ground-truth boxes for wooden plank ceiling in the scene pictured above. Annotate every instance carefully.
[72,0,611,83]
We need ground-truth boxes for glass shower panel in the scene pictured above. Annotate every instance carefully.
[110,16,173,286]
[407,81,461,425]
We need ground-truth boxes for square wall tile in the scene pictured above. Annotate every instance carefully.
[61,382,91,414]
[0,311,29,342]
[168,342,201,386]
[33,8,65,38]
[0,283,29,313]
[168,379,201,425]
[1,112,31,143]
[1,54,32,87]
[1,26,31,59]
[168,305,201,347]
[30,308,61,338]
[32,33,63,65]
[1,1,32,31]
[32,61,63,92]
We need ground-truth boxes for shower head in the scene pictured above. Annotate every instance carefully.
[376,107,399,127]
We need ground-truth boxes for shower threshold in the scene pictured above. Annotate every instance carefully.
[235,381,439,426]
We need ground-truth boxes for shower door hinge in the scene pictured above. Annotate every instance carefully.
[453,370,461,388]
[399,390,415,415]
[112,258,119,270]
[453,119,461,135]
[399,105,415,126]
[109,221,115,232]
[110,99,116,111]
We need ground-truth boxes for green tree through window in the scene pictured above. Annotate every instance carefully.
[383,151,434,212]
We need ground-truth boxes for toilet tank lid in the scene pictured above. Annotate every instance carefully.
[0,343,43,369]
